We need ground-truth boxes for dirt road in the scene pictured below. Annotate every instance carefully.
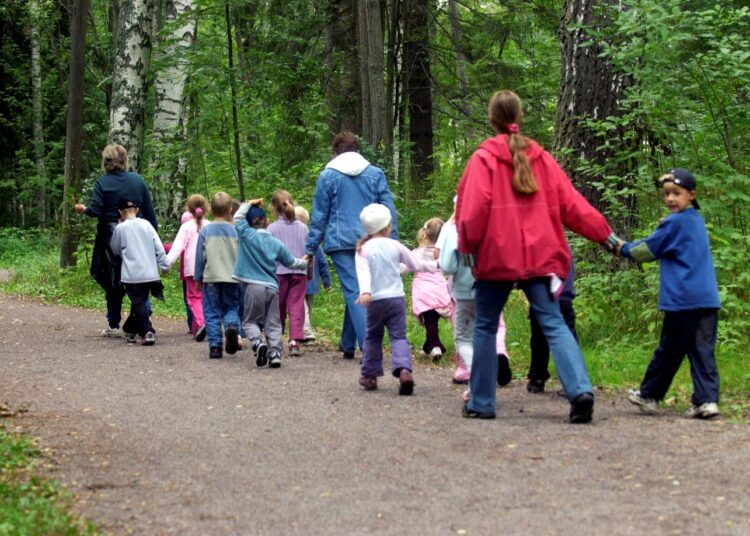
[1,294,749,535]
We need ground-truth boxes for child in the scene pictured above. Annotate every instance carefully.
[294,205,332,342]
[233,200,308,368]
[619,168,721,419]
[411,217,452,360]
[267,190,308,357]
[166,195,210,342]
[109,199,169,345]
[194,192,241,359]
[355,203,438,395]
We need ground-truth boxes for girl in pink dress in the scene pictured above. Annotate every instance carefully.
[411,217,453,360]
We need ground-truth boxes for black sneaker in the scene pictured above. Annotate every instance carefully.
[143,332,155,346]
[225,326,240,355]
[497,354,512,386]
[462,402,496,420]
[569,392,594,424]
[209,346,223,359]
[342,351,355,360]
[253,339,268,367]
[126,333,137,344]
[268,352,282,368]
[195,325,207,342]
[526,378,545,394]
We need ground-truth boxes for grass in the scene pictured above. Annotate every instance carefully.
[0,426,95,535]
[1,226,748,419]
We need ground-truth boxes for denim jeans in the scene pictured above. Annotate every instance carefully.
[202,282,241,348]
[469,279,593,415]
[329,250,365,353]
[528,299,578,383]
[105,285,126,329]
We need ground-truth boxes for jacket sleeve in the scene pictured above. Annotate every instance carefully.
[194,231,206,282]
[456,151,493,255]
[355,249,371,295]
[83,179,104,218]
[306,174,330,255]
[110,225,123,256]
[398,242,437,273]
[139,180,158,231]
[152,226,170,271]
[438,226,460,276]
[316,248,332,288]
[375,169,399,239]
[621,218,676,263]
[166,223,189,265]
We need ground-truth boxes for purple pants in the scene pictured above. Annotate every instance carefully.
[361,297,412,378]
[278,274,306,341]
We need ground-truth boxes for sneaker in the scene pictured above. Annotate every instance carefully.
[194,325,207,342]
[125,333,137,344]
[253,339,269,367]
[429,347,443,361]
[209,346,223,359]
[452,378,469,385]
[569,392,594,423]
[142,332,155,346]
[268,353,282,368]
[685,402,720,419]
[102,326,122,338]
[359,376,378,391]
[627,389,658,414]
[342,351,355,360]
[526,378,545,394]
[462,402,495,419]
[225,327,240,355]
[289,340,301,357]
[398,369,415,396]
[497,354,512,386]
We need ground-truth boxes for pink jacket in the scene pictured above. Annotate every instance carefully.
[411,247,452,316]
[167,219,210,278]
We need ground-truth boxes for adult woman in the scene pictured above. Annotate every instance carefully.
[75,144,158,336]
[455,90,619,423]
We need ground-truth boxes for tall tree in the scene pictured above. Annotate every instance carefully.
[324,0,359,135]
[29,0,47,227]
[225,0,244,200]
[60,0,89,267]
[108,0,152,172]
[357,0,386,149]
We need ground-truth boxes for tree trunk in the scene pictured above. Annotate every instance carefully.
[29,0,47,227]
[324,0,359,136]
[60,0,89,268]
[108,0,152,172]
[150,0,197,222]
[447,0,470,124]
[357,0,386,149]
[225,0,244,200]
[402,0,434,193]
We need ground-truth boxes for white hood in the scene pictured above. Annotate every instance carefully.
[325,152,371,176]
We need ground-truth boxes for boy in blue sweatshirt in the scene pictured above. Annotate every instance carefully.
[618,168,721,419]
[233,201,307,368]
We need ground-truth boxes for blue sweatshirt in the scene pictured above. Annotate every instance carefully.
[620,207,720,311]
[194,221,238,283]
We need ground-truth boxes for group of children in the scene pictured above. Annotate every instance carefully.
[109,164,721,420]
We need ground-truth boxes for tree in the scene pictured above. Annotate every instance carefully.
[324,0,359,136]
[60,0,89,267]
[357,0,386,149]
[225,0,244,200]
[29,0,47,227]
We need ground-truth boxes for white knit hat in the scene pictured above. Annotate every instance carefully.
[359,203,392,236]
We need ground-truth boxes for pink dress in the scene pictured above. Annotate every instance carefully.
[410,246,452,317]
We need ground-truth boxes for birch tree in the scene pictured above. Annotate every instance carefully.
[29,0,47,226]
[108,0,152,172]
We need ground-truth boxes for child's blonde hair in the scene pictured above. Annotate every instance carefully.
[210,192,234,218]
[185,194,209,229]
[294,205,310,225]
[271,190,296,221]
[417,217,444,247]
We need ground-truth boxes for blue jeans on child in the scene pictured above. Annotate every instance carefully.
[469,279,593,415]
[329,250,365,354]
[361,297,412,378]
[202,282,241,349]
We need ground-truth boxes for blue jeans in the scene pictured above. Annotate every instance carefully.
[202,282,241,348]
[469,279,593,415]
[329,250,365,353]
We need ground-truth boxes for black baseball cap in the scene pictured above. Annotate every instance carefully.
[117,199,140,210]
[659,168,700,209]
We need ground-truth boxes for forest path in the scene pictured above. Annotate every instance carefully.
[1,294,749,535]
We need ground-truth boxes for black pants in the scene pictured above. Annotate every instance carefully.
[420,309,446,354]
[123,284,154,337]
[640,309,719,405]
[528,299,577,382]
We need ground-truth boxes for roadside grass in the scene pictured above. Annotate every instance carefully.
[0,426,95,535]
[1,227,748,419]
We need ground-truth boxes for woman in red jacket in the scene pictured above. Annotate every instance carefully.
[455,90,619,423]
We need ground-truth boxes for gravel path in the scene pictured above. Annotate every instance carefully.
[1,294,749,535]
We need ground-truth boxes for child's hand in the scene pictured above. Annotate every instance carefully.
[74,203,86,214]
[247,198,264,206]
[356,293,372,307]
[195,281,202,291]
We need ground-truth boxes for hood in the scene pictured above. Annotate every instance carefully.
[326,152,371,176]
[478,135,545,165]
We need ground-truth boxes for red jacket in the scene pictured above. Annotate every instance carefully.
[456,135,612,281]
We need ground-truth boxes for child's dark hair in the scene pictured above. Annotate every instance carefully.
[210,192,233,218]
[417,217,443,247]
[488,90,537,195]
[186,194,209,229]
[271,190,296,221]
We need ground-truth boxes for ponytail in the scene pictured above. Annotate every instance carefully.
[186,194,209,230]
[508,133,538,194]
[271,189,296,221]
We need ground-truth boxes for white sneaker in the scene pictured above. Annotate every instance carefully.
[685,402,720,419]
[102,326,122,338]
[627,389,658,414]
[429,347,443,360]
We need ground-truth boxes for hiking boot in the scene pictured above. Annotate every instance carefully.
[125,333,137,344]
[359,376,378,391]
[194,325,207,342]
[268,352,282,368]
[253,339,269,367]
[685,402,720,419]
[526,378,545,394]
[569,392,594,423]
[209,346,223,359]
[462,402,495,420]
[225,326,240,355]
[429,347,443,362]
[102,325,122,338]
[142,332,155,346]
[497,354,512,386]
[342,351,355,360]
[289,340,301,357]
[627,389,658,414]
[398,369,415,396]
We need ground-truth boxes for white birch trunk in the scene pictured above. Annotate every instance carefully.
[108,0,152,172]
[29,0,47,227]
